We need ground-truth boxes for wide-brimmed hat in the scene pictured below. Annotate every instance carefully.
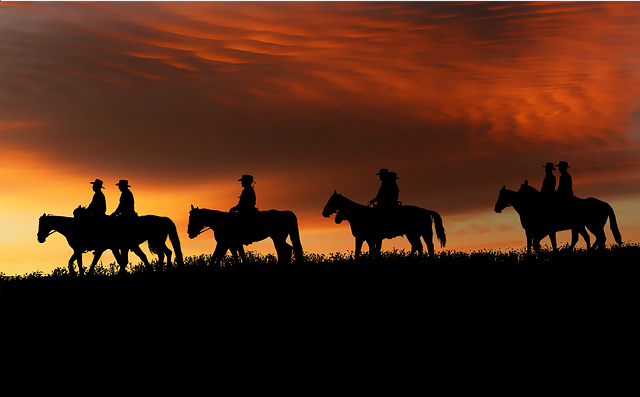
[556,161,570,168]
[116,179,131,187]
[238,175,255,184]
[388,172,399,180]
[376,168,389,176]
[90,179,105,189]
[543,162,556,170]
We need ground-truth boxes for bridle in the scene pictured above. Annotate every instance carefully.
[193,226,211,236]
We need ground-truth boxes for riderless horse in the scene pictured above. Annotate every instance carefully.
[38,208,183,275]
[494,181,622,254]
[187,205,303,265]
[322,191,446,258]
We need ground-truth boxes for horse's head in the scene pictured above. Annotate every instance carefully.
[494,185,513,213]
[322,190,342,218]
[334,210,346,224]
[187,205,204,239]
[37,213,54,243]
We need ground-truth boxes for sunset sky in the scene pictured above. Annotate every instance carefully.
[2,1,640,275]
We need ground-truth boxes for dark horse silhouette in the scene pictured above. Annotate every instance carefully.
[187,206,303,265]
[113,214,184,273]
[322,191,446,258]
[38,210,183,275]
[494,181,622,254]
[38,214,124,276]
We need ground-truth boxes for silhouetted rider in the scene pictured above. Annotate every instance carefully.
[368,169,400,208]
[230,175,258,213]
[88,179,107,217]
[230,175,258,245]
[540,162,556,198]
[112,179,137,218]
[556,161,574,198]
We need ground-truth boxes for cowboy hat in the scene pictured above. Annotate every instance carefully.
[543,162,556,170]
[116,179,131,187]
[556,161,570,168]
[238,175,255,184]
[90,179,105,189]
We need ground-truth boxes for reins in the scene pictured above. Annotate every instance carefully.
[196,226,212,236]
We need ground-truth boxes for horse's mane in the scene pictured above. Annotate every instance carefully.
[518,182,540,196]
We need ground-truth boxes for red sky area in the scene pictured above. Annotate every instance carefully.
[1,2,639,275]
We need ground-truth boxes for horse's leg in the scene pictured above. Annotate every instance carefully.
[579,227,591,251]
[150,240,169,271]
[375,239,383,258]
[425,237,434,258]
[77,252,85,276]
[119,248,129,274]
[160,241,172,270]
[354,237,364,259]
[369,239,382,259]
[68,252,79,276]
[212,244,228,265]
[525,230,533,255]
[591,227,606,250]
[569,229,580,250]
[274,240,293,265]
[131,245,152,271]
[407,235,423,256]
[229,247,240,264]
[238,245,247,262]
[549,232,558,253]
[156,250,166,271]
[165,245,173,270]
[89,249,106,275]
[532,234,543,255]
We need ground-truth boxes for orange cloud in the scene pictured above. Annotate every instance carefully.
[1,2,640,275]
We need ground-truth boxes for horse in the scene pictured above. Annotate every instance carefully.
[493,181,622,254]
[38,213,126,276]
[187,205,304,265]
[113,214,184,273]
[322,191,446,258]
[38,211,183,275]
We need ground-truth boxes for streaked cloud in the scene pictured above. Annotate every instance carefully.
[1,2,640,274]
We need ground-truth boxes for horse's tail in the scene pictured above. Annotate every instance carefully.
[426,210,447,248]
[167,218,184,266]
[287,211,304,261]
[605,202,623,245]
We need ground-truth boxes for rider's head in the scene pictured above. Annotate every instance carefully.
[543,162,556,173]
[116,180,131,191]
[91,179,105,192]
[556,161,570,172]
[238,175,255,188]
[376,168,389,181]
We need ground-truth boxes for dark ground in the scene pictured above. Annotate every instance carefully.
[1,247,637,382]
[3,246,637,324]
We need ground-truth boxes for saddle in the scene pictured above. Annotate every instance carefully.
[229,210,262,245]
[535,195,582,231]
[371,204,404,239]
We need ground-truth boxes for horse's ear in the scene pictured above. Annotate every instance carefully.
[191,204,194,210]
[524,180,529,185]
[502,185,505,190]
[334,190,337,194]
